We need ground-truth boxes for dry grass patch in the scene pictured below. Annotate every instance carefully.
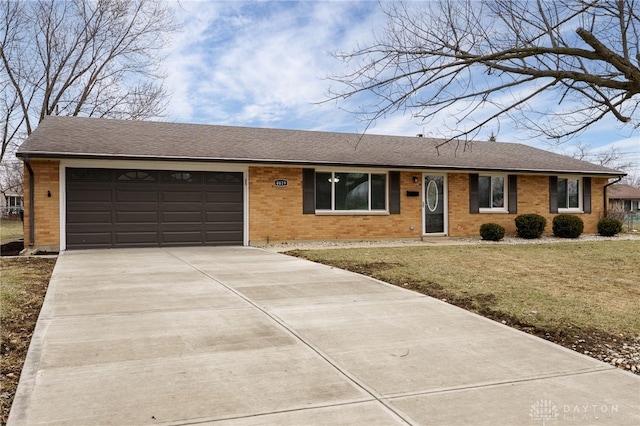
[0,257,56,423]
[0,221,23,242]
[289,241,640,368]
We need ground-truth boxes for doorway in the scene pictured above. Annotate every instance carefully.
[423,174,447,235]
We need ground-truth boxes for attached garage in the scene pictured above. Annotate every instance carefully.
[65,167,244,249]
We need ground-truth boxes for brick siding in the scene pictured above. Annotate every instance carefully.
[22,163,609,250]
[248,167,424,244]
[249,167,607,243]
[447,173,606,237]
[23,160,60,250]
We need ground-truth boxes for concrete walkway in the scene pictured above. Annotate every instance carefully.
[9,247,640,425]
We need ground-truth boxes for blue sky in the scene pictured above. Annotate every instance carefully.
[163,1,639,176]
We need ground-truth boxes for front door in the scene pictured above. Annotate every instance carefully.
[423,174,447,235]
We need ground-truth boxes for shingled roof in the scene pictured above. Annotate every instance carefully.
[608,184,640,199]
[17,116,624,176]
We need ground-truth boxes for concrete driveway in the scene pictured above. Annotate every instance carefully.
[9,247,640,425]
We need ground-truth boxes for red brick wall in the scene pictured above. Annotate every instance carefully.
[23,160,60,250]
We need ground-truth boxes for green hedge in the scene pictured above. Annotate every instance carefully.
[597,217,623,236]
[515,214,546,239]
[480,223,505,241]
[552,214,584,238]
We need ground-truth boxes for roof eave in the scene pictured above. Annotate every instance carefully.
[15,151,626,177]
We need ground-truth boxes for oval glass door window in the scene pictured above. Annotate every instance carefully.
[426,180,438,212]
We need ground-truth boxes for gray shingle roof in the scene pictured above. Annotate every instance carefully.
[17,116,624,176]
[608,184,640,199]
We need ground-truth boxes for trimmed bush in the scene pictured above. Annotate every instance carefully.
[515,214,547,239]
[597,217,623,236]
[552,214,584,238]
[480,223,505,241]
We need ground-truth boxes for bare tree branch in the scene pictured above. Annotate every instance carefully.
[0,0,179,163]
[326,0,640,143]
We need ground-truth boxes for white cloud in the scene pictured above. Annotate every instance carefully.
[161,0,640,168]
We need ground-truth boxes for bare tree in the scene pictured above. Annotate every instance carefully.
[567,141,634,169]
[0,0,179,162]
[328,0,640,145]
[0,158,23,195]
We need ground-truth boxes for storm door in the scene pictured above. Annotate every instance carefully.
[423,175,447,234]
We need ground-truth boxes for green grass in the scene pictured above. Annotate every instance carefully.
[0,220,24,241]
[289,241,640,339]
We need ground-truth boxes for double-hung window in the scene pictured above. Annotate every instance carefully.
[557,177,581,211]
[315,171,387,212]
[478,175,507,212]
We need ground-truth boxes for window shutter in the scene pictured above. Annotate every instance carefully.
[389,171,400,214]
[583,176,592,213]
[302,168,315,214]
[469,174,479,213]
[549,176,558,213]
[508,175,518,214]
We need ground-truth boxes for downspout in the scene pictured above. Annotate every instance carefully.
[24,156,35,247]
[603,176,624,217]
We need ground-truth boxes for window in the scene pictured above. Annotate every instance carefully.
[162,171,201,183]
[549,176,590,213]
[315,171,387,212]
[478,175,506,211]
[557,177,581,210]
[117,170,156,182]
[67,168,112,182]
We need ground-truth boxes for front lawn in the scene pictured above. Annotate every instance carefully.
[289,240,640,371]
[0,221,23,241]
[0,257,56,424]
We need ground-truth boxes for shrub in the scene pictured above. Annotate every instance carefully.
[515,214,547,239]
[479,223,505,241]
[552,214,584,238]
[597,217,623,236]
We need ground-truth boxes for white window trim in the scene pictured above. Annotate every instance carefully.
[478,174,509,213]
[315,170,389,214]
[557,176,583,213]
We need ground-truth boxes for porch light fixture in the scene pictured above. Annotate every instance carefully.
[412,176,419,183]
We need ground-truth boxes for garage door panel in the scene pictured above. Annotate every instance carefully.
[162,211,202,223]
[115,231,160,245]
[161,230,203,243]
[205,223,242,233]
[115,211,159,223]
[115,190,158,203]
[67,189,112,202]
[204,201,243,211]
[66,210,112,223]
[206,212,244,223]
[162,191,203,203]
[205,231,243,243]
[66,232,113,247]
[205,191,243,202]
[66,167,244,248]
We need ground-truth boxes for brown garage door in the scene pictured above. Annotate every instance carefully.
[66,168,244,249]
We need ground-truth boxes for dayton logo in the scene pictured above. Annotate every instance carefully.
[529,400,559,424]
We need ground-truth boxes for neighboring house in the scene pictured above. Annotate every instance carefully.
[608,184,640,213]
[1,191,23,219]
[16,116,625,251]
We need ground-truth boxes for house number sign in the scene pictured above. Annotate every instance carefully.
[274,179,288,187]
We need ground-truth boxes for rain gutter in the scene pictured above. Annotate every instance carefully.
[23,156,35,247]
[603,176,624,217]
